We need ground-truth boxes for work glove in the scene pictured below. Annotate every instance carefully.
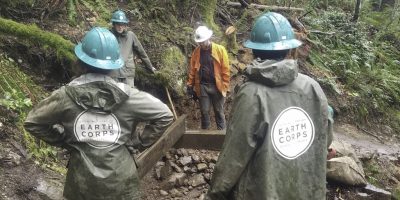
[146,66,157,74]
[186,85,198,100]
[187,85,194,96]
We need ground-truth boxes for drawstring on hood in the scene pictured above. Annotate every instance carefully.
[245,59,298,87]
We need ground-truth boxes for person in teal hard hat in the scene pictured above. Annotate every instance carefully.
[206,12,333,200]
[24,27,173,200]
[108,10,156,87]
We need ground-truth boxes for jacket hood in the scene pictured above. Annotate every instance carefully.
[66,73,129,113]
[245,59,298,87]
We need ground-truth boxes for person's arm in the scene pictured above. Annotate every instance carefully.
[186,49,198,87]
[24,89,67,147]
[219,46,230,95]
[131,32,155,73]
[128,90,174,148]
[207,85,263,200]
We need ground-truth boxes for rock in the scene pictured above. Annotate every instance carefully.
[204,155,212,163]
[363,184,391,198]
[183,166,191,172]
[167,173,187,187]
[159,190,168,196]
[394,167,400,181]
[1,151,22,167]
[177,148,189,157]
[189,174,206,187]
[169,188,183,197]
[178,156,192,166]
[356,192,369,197]
[170,161,183,173]
[192,154,201,164]
[211,155,219,163]
[35,178,63,200]
[197,163,208,171]
[203,173,211,181]
[155,161,171,180]
[209,163,215,170]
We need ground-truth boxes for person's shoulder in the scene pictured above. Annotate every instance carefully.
[297,73,320,86]
[212,42,227,50]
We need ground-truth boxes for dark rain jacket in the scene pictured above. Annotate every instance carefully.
[207,59,333,200]
[109,30,155,86]
[24,73,173,200]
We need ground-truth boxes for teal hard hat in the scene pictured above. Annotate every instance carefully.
[244,12,302,50]
[111,10,129,24]
[74,27,124,70]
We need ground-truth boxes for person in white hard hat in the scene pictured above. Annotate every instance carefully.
[186,25,230,130]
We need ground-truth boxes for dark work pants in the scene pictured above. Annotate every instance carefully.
[199,84,225,130]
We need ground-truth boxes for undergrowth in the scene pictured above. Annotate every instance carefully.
[0,54,61,170]
[304,4,400,134]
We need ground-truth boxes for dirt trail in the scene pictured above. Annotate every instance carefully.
[334,123,400,158]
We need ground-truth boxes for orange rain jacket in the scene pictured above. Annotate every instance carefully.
[187,42,230,97]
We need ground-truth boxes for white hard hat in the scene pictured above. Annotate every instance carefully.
[194,26,213,43]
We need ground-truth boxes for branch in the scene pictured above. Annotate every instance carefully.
[226,1,304,12]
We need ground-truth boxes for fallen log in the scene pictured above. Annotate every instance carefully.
[226,1,305,12]
[136,115,186,179]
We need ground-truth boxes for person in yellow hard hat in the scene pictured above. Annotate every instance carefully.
[186,25,230,130]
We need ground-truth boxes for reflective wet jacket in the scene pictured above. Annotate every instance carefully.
[24,73,173,200]
[207,59,333,200]
[187,42,230,97]
[109,29,155,86]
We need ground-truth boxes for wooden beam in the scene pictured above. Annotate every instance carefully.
[226,1,305,12]
[174,130,226,150]
[136,115,186,179]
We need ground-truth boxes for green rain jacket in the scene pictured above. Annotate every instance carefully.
[24,73,173,200]
[207,59,333,200]
[109,30,155,86]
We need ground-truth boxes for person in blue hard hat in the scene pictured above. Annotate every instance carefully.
[24,27,173,200]
[108,10,156,87]
[206,12,333,200]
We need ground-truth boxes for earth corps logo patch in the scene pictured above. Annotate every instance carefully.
[74,111,121,149]
[271,107,314,160]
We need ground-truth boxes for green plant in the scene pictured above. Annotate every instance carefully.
[304,8,400,134]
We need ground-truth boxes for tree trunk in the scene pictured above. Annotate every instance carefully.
[353,0,362,22]
[199,0,219,32]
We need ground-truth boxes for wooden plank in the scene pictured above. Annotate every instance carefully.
[174,130,226,151]
[136,115,186,179]
[227,1,305,12]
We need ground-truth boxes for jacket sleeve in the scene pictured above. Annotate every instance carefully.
[128,90,174,148]
[24,89,66,147]
[207,86,262,200]
[219,46,230,93]
[131,32,154,72]
[186,49,197,87]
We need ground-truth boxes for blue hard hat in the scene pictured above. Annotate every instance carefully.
[244,12,302,50]
[111,10,129,24]
[74,27,124,70]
